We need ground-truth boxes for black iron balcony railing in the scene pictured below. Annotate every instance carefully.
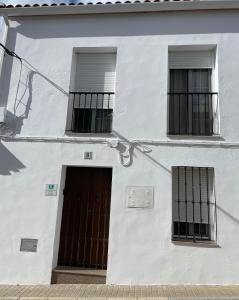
[168,92,219,136]
[69,92,114,133]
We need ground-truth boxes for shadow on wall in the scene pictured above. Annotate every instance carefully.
[5,60,68,135]
[0,142,25,175]
[0,25,68,135]
[4,65,35,135]
[217,205,239,226]
[112,130,171,174]
[11,11,239,39]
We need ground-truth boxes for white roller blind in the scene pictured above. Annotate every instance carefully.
[75,53,116,92]
[172,167,214,224]
[169,51,213,69]
[74,53,116,109]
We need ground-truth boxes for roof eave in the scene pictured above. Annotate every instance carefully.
[1,0,239,17]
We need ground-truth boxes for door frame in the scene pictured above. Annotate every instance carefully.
[51,165,113,278]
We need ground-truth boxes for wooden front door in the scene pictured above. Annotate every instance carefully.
[58,167,112,269]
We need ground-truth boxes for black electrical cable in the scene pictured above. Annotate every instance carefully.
[0,42,22,61]
[0,42,24,118]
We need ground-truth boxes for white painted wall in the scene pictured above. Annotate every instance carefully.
[0,10,239,284]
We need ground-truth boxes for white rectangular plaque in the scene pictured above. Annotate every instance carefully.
[126,186,154,208]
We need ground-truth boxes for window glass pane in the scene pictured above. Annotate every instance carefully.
[169,69,213,135]
[170,69,188,93]
[188,69,211,93]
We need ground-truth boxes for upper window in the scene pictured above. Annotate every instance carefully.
[168,50,218,136]
[69,52,116,134]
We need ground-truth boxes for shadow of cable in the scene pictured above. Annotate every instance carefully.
[217,205,239,225]
[111,130,171,174]
[4,58,69,135]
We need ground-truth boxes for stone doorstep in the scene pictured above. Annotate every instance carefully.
[51,268,107,284]
[52,268,107,277]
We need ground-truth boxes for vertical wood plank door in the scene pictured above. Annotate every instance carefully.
[58,167,112,269]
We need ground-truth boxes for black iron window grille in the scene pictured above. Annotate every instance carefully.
[168,69,219,136]
[69,92,114,133]
[172,166,217,242]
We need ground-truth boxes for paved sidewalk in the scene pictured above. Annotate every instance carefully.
[0,285,239,299]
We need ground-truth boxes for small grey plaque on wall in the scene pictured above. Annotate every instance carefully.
[126,186,154,208]
[45,184,58,196]
[84,151,93,160]
[20,238,38,252]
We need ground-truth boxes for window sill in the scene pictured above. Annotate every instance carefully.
[172,239,220,248]
[167,134,223,141]
[65,131,114,138]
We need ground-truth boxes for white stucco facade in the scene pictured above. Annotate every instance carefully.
[0,5,239,285]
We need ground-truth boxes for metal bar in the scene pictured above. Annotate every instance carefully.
[70,91,114,95]
[95,93,99,133]
[209,93,213,135]
[204,93,207,135]
[100,94,104,132]
[206,168,211,240]
[76,93,81,133]
[177,167,180,238]
[184,167,188,239]
[168,92,218,95]
[198,94,200,136]
[215,94,219,134]
[81,93,86,132]
[192,167,195,242]
[89,92,93,132]
[107,93,110,132]
[178,94,181,135]
[186,94,189,135]
[171,94,174,135]
[199,167,203,240]
[213,170,218,242]
[191,94,194,135]
[71,94,75,132]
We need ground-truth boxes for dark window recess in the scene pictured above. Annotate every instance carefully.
[168,69,218,136]
[172,166,217,242]
[173,222,210,238]
[69,92,114,133]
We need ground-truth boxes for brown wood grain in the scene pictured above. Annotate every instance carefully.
[58,167,112,269]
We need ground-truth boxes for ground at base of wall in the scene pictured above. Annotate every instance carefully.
[1,284,239,299]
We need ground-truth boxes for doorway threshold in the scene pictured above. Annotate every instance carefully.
[52,266,106,284]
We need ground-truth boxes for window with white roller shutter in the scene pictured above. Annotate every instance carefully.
[168,50,219,136]
[69,52,116,133]
[168,50,214,69]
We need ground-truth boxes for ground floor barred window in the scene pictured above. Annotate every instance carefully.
[172,166,217,242]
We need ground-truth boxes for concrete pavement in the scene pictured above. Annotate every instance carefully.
[0,284,239,299]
